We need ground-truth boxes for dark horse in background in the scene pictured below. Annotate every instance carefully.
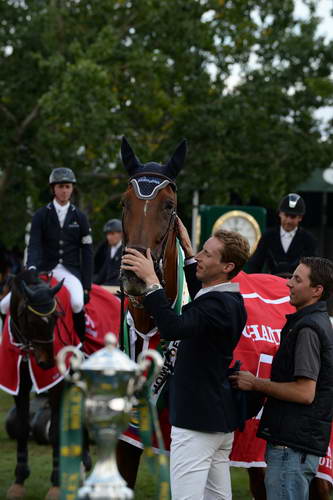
[117,136,187,488]
[3,270,71,500]
[4,270,63,499]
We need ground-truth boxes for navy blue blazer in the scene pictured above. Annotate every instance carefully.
[26,202,93,290]
[94,245,122,286]
[144,263,247,432]
[247,226,317,275]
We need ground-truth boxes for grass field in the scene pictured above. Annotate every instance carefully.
[0,390,252,499]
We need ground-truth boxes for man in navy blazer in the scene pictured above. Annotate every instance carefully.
[122,218,250,500]
[94,219,123,286]
[248,193,317,276]
[26,167,93,341]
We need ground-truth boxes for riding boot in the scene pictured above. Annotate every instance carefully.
[73,310,86,343]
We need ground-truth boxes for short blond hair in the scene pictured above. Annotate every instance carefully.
[213,229,250,279]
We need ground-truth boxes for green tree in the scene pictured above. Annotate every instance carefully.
[0,0,332,249]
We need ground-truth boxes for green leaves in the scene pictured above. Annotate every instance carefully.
[1,0,333,248]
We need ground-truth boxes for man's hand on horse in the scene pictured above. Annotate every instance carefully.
[176,216,194,259]
[121,248,159,285]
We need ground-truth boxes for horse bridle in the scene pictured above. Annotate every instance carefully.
[10,299,57,352]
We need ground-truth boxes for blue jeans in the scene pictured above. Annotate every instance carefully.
[265,443,319,500]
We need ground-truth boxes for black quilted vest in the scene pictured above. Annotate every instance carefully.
[258,301,333,456]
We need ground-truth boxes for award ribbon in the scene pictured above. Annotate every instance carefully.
[59,382,84,500]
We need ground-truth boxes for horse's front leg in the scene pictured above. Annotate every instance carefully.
[7,360,32,500]
[47,382,64,489]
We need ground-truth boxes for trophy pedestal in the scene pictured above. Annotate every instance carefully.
[78,475,133,500]
[77,424,133,500]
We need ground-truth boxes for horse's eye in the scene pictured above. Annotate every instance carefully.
[164,201,174,211]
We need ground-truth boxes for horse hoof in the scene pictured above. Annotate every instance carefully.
[44,487,60,500]
[6,483,25,500]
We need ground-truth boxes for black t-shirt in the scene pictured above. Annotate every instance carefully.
[294,327,321,381]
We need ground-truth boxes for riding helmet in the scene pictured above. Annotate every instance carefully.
[49,167,77,185]
[278,193,306,216]
[103,219,122,233]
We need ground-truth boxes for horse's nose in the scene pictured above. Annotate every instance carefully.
[127,245,147,255]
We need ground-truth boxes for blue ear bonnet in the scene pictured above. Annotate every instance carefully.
[129,175,173,200]
[121,136,187,190]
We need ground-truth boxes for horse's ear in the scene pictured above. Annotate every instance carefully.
[50,278,64,297]
[21,280,34,301]
[121,136,141,176]
[166,139,187,179]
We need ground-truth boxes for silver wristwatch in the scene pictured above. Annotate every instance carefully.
[145,283,163,296]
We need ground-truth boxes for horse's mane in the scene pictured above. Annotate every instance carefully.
[11,270,44,311]
[13,269,41,288]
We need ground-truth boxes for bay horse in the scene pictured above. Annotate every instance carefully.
[117,136,187,488]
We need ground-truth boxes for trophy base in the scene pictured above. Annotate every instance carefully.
[77,478,134,500]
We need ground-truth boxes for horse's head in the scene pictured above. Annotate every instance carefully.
[11,270,63,369]
[120,137,187,296]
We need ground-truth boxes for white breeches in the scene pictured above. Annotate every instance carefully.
[170,426,234,500]
[0,265,84,315]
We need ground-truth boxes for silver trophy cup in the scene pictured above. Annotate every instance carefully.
[57,333,163,500]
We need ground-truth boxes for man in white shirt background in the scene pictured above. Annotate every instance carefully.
[247,193,317,276]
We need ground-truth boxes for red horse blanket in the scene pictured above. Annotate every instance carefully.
[0,283,120,395]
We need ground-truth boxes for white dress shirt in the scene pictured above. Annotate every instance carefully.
[110,240,122,259]
[280,227,297,253]
[53,199,69,228]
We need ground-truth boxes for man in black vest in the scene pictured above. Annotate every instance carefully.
[230,256,333,500]
[122,219,250,500]
[247,193,317,275]
[24,167,93,341]
[94,219,122,286]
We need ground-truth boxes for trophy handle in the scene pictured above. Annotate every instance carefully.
[56,346,86,389]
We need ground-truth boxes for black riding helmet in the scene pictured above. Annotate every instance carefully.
[278,193,306,216]
[103,219,122,233]
[49,167,77,185]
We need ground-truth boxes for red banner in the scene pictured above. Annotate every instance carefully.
[230,271,293,466]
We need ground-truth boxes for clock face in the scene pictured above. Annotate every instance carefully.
[212,210,261,253]
[323,167,333,185]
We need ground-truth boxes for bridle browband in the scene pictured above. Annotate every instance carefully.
[27,301,57,317]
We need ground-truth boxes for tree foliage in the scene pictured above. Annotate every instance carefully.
[1,0,333,248]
